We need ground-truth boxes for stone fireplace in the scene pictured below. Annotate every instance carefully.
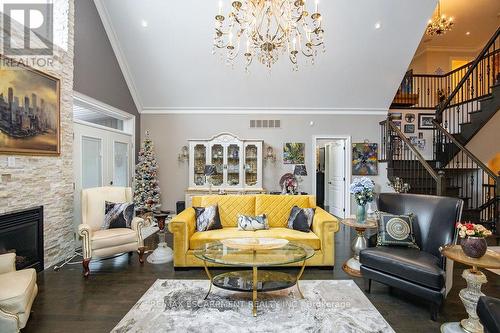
[0,207,44,272]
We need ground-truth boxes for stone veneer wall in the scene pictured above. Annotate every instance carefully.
[0,0,75,268]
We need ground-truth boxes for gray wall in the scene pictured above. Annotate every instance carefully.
[73,0,140,156]
[141,113,391,211]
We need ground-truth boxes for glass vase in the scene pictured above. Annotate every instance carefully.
[356,204,367,223]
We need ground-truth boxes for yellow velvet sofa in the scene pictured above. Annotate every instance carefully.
[168,194,339,268]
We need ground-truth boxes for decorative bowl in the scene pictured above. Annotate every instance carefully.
[221,238,289,250]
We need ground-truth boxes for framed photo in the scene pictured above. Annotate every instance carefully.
[283,142,305,164]
[352,143,378,175]
[404,124,415,133]
[418,113,435,130]
[389,112,402,121]
[0,55,60,155]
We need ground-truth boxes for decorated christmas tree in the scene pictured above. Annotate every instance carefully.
[134,132,161,211]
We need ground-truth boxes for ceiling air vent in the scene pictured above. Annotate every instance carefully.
[250,119,281,128]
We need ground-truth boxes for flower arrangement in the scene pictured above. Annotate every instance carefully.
[456,222,492,238]
[349,177,375,205]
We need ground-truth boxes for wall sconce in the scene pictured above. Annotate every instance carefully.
[264,145,276,163]
[178,145,189,162]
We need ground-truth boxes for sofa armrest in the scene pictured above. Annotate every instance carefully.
[0,308,19,333]
[312,208,340,264]
[168,208,196,266]
[131,217,145,248]
[0,253,16,274]
[78,224,93,260]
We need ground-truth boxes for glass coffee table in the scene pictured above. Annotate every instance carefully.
[194,240,315,317]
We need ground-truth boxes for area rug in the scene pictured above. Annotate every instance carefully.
[111,279,394,333]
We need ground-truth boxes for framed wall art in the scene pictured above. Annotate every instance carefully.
[404,124,415,133]
[283,142,305,164]
[418,113,435,130]
[352,142,378,175]
[0,55,60,155]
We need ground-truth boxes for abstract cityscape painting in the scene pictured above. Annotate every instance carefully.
[352,143,378,175]
[0,56,60,155]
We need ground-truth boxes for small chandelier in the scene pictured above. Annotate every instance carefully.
[426,0,453,36]
[212,0,325,71]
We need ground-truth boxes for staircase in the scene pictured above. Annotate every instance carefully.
[381,27,500,234]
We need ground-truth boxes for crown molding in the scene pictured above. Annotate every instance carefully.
[93,0,143,113]
[141,107,388,115]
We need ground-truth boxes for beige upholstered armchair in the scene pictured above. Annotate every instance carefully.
[0,253,38,332]
[78,187,145,277]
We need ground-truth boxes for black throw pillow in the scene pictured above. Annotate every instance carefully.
[194,205,223,232]
[287,206,315,233]
[376,211,419,248]
[102,201,135,229]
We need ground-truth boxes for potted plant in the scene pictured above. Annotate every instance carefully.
[349,177,375,223]
[456,222,492,258]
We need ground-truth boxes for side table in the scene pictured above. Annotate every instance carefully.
[340,217,378,277]
[146,211,173,264]
[440,245,500,333]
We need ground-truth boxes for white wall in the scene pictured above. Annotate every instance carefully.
[141,113,391,211]
[409,49,477,74]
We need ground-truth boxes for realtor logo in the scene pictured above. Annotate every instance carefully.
[2,3,54,55]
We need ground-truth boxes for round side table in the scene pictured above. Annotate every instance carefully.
[340,217,378,277]
[440,245,500,333]
[146,212,173,264]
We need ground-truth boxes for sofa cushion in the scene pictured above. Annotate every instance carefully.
[0,268,37,314]
[477,296,500,333]
[197,195,256,227]
[359,246,444,290]
[91,228,137,250]
[189,227,321,250]
[255,195,313,227]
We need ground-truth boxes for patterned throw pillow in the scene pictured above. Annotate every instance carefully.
[377,212,419,248]
[194,205,222,232]
[237,214,269,231]
[102,201,135,229]
[287,206,315,233]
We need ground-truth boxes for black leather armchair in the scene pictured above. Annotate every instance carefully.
[360,193,463,320]
[478,296,500,333]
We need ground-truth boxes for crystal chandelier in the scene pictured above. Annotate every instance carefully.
[212,0,325,71]
[426,0,453,36]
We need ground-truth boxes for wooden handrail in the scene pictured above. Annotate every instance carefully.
[436,27,500,119]
[386,120,440,181]
[432,120,499,180]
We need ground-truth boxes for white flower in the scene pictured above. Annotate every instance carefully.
[459,230,466,238]
[465,230,475,236]
[484,230,492,236]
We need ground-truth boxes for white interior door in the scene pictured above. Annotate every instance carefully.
[327,140,346,218]
[73,122,133,229]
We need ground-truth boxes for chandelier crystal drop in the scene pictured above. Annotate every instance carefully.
[212,0,325,71]
[426,1,454,36]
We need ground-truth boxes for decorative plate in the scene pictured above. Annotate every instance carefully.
[221,238,289,250]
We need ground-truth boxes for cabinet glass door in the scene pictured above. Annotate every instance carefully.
[245,144,258,186]
[211,144,224,186]
[227,144,240,186]
[194,144,207,186]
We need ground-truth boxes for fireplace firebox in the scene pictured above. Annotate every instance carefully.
[0,206,44,272]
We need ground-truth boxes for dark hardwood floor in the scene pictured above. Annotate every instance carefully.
[24,224,500,333]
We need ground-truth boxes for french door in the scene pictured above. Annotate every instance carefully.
[73,121,133,227]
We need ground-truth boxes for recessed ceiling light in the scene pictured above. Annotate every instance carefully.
[466,31,470,35]
[374,22,381,30]
[141,20,148,28]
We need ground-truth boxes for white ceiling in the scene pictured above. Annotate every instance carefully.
[95,0,436,113]
[416,0,500,54]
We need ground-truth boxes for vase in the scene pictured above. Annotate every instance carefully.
[461,236,487,258]
[356,204,367,223]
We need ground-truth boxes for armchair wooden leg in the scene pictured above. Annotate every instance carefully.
[364,278,372,293]
[82,259,91,278]
[138,247,145,264]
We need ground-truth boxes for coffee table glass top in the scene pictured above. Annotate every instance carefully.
[194,241,315,267]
